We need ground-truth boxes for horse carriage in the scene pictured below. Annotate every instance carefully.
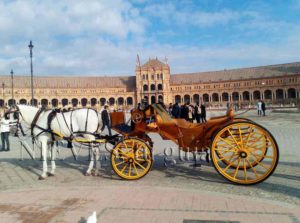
[11,104,278,185]
[109,104,279,185]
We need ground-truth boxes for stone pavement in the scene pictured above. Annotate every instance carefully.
[0,110,299,222]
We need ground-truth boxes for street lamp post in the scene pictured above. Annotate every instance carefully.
[28,40,34,105]
[10,69,14,105]
[2,82,4,104]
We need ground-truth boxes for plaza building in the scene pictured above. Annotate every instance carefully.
[0,56,300,109]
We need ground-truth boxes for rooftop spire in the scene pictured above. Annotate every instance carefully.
[136,54,140,67]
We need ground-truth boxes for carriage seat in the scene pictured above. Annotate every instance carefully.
[110,112,133,134]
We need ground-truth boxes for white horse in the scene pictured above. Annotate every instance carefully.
[12,105,103,179]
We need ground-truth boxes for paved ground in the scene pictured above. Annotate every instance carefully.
[0,110,299,222]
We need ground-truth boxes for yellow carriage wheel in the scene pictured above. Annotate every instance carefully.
[215,119,268,169]
[211,121,279,185]
[111,138,153,180]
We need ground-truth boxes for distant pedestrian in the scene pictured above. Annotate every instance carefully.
[101,105,112,136]
[261,101,266,116]
[168,103,173,116]
[187,103,194,123]
[0,113,11,151]
[172,102,180,118]
[257,100,262,117]
[194,102,201,123]
[200,103,207,123]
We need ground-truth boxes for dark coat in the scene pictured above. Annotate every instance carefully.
[172,104,180,118]
[200,104,206,117]
[101,109,110,123]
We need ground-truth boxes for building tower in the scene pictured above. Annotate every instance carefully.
[136,55,171,105]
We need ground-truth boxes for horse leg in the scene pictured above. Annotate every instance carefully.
[49,142,56,176]
[39,139,48,180]
[94,145,101,176]
[85,144,94,176]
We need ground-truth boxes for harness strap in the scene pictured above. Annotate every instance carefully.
[31,109,44,140]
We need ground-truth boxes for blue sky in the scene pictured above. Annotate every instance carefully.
[0,0,300,76]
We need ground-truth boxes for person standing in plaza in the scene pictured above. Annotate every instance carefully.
[172,102,180,118]
[101,105,112,136]
[200,103,207,123]
[168,103,173,116]
[261,100,266,116]
[194,102,201,123]
[257,100,262,117]
[0,113,11,151]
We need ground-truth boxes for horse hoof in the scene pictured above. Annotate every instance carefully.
[85,172,91,176]
[47,172,55,177]
[38,176,46,180]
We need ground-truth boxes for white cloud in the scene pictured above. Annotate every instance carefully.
[0,1,299,77]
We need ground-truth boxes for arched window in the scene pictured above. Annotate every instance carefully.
[212,93,219,102]
[109,97,115,105]
[158,84,163,91]
[0,99,4,107]
[8,99,16,106]
[52,99,58,107]
[157,74,160,79]
[142,74,145,80]
[158,95,163,103]
[91,98,97,106]
[193,94,200,103]
[151,75,154,80]
[127,97,133,105]
[151,96,156,104]
[222,92,229,101]
[203,94,209,102]
[81,98,88,107]
[264,90,272,100]
[117,97,124,105]
[62,98,68,106]
[242,91,250,101]
[160,73,163,79]
[276,89,284,100]
[184,95,190,103]
[71,98,78,107]
[288,88,296,98]
[143,84,148,91]
[175,95,181,103]
[20,99,27,105]
[232,92,239,101]
[253,91,261,100]
[100,98,106,106]
[150,84,155,91]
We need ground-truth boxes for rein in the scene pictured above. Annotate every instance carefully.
[233,108,251,117]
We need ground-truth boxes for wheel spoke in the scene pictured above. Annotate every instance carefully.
[115,161,126,166]
[233,158,241,179]
[228,129,241,150]
[134,160,146,170]
[216,153,237,162]
[243,159,247,181]
[128,163,132,176]
[223,156,239,172]
[238,126,244,149]
[120,164,128,174]
[133,162,139,175]
[246,159,259,179]
[218,136,238,148]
